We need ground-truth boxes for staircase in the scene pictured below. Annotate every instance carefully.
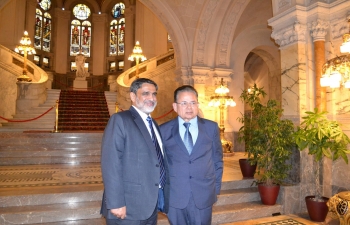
[0,132,285,225]
[0,90,117,132]
[0,89,60,131]
[58,90,110,131]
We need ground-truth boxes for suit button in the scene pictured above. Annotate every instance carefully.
[155,183,159,186]
[189,176,192,179]
[156,164,159,167]
[189,161,192,164]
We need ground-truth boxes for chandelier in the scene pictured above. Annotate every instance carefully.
[320,19,350,88]
[128,41,146,79]
[208,78,236,154]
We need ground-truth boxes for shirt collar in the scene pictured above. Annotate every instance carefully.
[132,105,151,121]
[177,116,198,126]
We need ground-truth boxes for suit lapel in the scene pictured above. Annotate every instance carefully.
[129,107,155,154]
[171,120,189,154]
[191,117,205,155]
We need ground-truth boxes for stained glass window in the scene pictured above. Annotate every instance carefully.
[35,0,51,52]
[70,20,91,57]
[73,4,91,20]
[42,12,51,52]
[38,0,51,11]
[111,3,125,18]
[34,9,42,49]
[109,18,125,56]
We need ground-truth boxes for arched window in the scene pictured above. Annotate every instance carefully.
[70,4,91,57]
[34,0,52,52]
[110,3,125,56]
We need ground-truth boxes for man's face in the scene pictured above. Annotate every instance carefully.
[130,83,157,114]
[173,91,199,122]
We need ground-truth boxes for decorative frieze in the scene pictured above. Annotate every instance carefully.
[217,0,245,66]
[195,0,218,64]
[271,21,307,47]
[331,14,350,40]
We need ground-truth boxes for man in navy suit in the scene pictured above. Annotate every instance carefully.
[160,85,223,225]
[100,78,169,225]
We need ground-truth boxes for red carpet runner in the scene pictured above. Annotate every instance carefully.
[58,90,110,131]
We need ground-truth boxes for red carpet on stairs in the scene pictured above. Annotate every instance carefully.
[58,90,110,131]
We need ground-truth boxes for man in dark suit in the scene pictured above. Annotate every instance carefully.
[160,85,223,225]
[100,78,169,225]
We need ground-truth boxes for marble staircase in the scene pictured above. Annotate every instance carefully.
[0,133,284,224]
[0,89,60,131]
[0,133,103,165]
[0,90,117,132]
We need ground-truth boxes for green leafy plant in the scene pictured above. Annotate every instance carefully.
[294,108,350,199]
[237,84,266,165]
[237,84,295,186]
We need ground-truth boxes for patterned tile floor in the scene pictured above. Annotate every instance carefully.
[0,153,338,224]
[0,153,243,197]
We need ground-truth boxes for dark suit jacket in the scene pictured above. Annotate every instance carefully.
[100,106,169,220]
[160,116,223,209]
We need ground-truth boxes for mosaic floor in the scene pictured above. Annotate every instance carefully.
[257,219,306,225]
[0,153,336,224]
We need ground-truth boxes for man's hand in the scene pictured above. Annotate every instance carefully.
[111,206,126,219]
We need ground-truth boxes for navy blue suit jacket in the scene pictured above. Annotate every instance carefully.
[100,107,169,220]
[160,116,223,209]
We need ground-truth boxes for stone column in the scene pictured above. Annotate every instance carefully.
[92,13,107,76]
[25,0,37,42]
[310,19,332,198]
[54,8,70,74]
[124,6,135,71]
[270,20,310,213]
[310,19,328,112]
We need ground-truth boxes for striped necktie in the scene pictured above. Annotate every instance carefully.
[146,116,166,189]
[183,122,193,154]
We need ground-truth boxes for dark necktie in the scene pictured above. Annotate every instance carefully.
[183,122,193,154]
[146,116,166,189]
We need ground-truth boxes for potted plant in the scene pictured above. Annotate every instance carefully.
[237,85,295,205]
[252,99,295,205]
[237,84,266,178]
[294,108,350,222]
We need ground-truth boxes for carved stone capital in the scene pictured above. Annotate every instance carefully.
[178,67,192,85]
[192,66,210,84]
[309,19,329,42]
[271,21,307,47]
[212,68,233,85]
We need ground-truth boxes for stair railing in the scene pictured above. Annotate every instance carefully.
[52,100,61,133]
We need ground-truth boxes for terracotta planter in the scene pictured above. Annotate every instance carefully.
[305,195,329,222]
[238,158,257,178]
[258,183,280,205]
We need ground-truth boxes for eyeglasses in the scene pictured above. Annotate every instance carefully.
[176,102,199,107]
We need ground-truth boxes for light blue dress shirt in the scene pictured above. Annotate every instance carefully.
[178,116,198,145]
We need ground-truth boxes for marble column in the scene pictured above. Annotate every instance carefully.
[54,9,70,74]
[310,19,328,112]
[270,20,311,213]
[310,19,332,197]
[123,6,135,71]
[92,14,107,76]
[25,0,37,42]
